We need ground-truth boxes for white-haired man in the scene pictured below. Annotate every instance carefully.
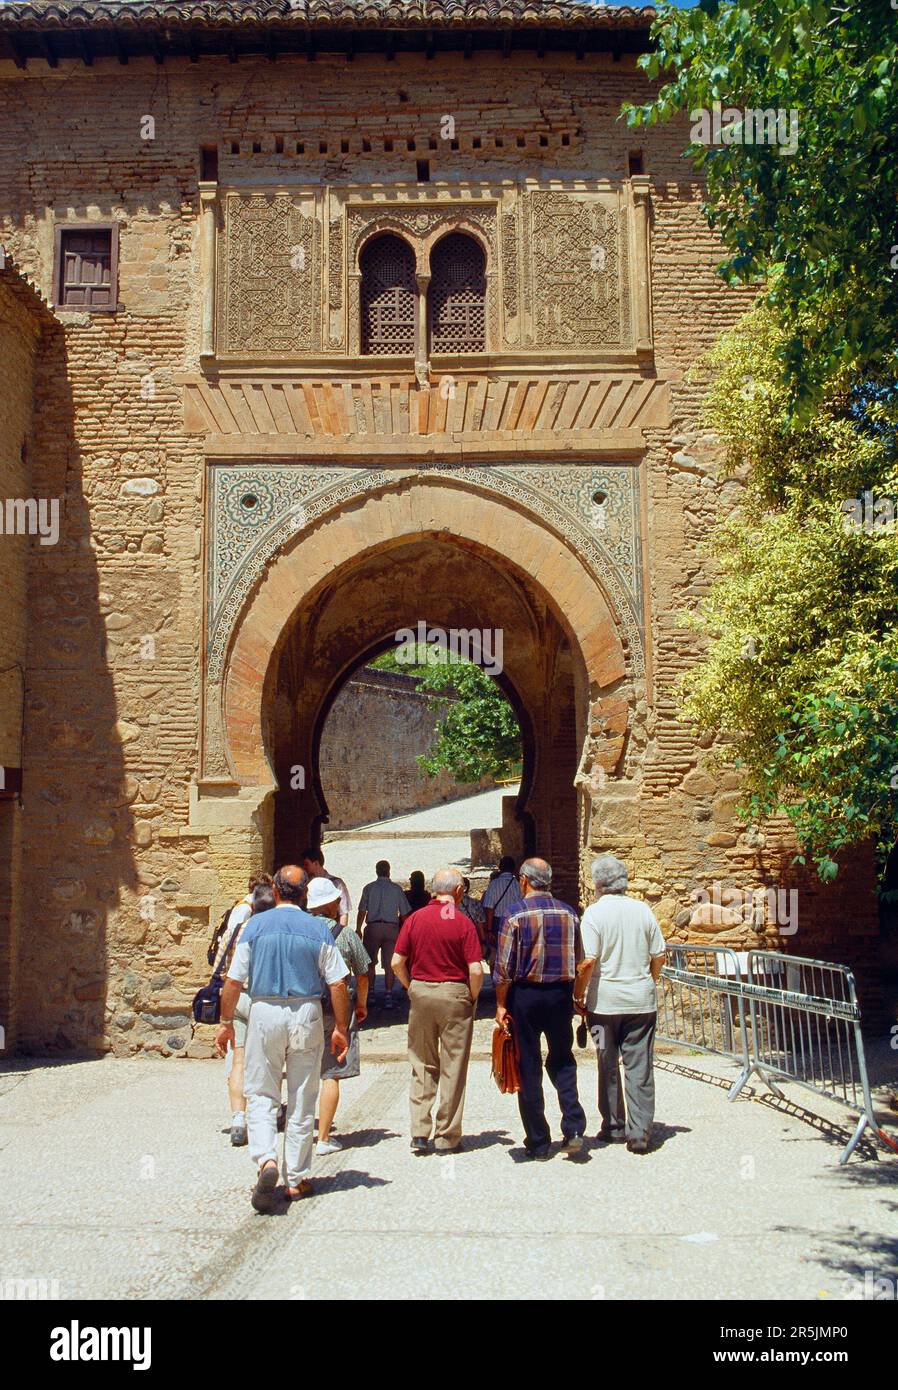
[391,867,483,1155]
[575,854,666,1154]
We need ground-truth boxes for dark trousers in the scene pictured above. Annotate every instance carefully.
[510,981,586,1152]
[589,1010,657,1141]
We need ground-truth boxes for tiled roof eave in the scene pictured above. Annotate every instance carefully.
[0,1,658,33]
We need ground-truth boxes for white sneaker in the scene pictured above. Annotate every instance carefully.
[316,1137,343,1155]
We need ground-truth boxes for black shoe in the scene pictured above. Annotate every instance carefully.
[598,1129,627,1144]
[627,1137,650,1154]
[410,1137,430,1156]
[230,1122,248,1147]
[562,1133,584,1154]
[526,1145,552,1161]
[276,1103,287,1133]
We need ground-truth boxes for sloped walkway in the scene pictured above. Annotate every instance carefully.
[321,782,518,911]
[0,1048,894,1301]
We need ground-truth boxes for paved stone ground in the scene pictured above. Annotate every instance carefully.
[322,783,518,910]
[1,1045,895,1302]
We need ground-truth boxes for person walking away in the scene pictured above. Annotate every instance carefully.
[301,846,352,928]
[391,867,483,1155]
[307,876,371,1154]
[406,870,431,913]
[494,857,586,1160]
[357,860,411,1010]
[575,855,666,1154]
[459,877,487,958]
[220,873,273,1146]
[216,865,350,1211]
[481,856,524,967]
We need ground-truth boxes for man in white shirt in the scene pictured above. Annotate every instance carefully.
[575,854,666,1154]
[301,847,352,928]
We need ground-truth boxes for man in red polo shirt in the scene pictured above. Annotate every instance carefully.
[391,867,483,1155]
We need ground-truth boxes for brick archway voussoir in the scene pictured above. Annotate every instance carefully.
[224,480,628,781]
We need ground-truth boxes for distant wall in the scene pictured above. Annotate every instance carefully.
[319,668,493,829]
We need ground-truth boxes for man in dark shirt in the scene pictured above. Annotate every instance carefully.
[494,856,587,1160]
[392,867,483,1155]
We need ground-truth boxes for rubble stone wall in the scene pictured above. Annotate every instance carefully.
[319,667,494,829]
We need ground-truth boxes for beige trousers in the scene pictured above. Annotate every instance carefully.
[407,979,475,1148]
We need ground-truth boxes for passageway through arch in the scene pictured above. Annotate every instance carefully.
[220,475,633,910]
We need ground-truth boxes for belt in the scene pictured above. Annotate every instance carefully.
[512,978,574,989]
[249,993,321,1004]
[367,920,399,927]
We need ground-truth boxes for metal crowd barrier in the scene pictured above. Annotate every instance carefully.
[657,944,896,1164]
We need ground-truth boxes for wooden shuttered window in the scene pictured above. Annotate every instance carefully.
[54,224,118,310]
[360,233,416,356]
[429,232,486,354]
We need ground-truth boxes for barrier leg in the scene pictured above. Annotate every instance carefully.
[840,1111,870,1166]
[727,1062,752,1102]
[752,1063,786,1102]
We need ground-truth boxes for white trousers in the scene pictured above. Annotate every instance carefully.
[243,996,324,1185]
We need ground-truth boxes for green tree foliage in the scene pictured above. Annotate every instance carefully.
[626,0,898,402]
[371,647,521,783]
[680,303,898,879]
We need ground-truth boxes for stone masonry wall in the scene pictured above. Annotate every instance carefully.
[0,46,881,1052]
[0,270,47,1052]
[319,667,493,830]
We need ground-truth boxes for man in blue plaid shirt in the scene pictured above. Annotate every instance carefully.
[494,857,587,1159]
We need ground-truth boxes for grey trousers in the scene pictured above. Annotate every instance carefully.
[244,996,324,1185]
[588,1010,656,1142]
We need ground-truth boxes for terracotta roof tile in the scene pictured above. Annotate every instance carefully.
[0,1,656,31]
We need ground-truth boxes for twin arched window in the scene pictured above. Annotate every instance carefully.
[360,231,486,357]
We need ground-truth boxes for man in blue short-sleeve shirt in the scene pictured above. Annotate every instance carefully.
[217,865,350,1212]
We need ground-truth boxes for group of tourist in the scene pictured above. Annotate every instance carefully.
[212,849,666,1213]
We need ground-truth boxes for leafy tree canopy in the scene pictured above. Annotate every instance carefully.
[680,301,898,879]
[626,0,898,403]
[371,646,521,783]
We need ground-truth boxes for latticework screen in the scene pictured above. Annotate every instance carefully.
[360,234,416,355]
[429,233,486,354]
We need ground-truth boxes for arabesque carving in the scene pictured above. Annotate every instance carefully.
[217,192,318,356]
[528,192,629,349]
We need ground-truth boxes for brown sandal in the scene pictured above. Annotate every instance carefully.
[251,1161,279,1214]
[285,1179,314,1200]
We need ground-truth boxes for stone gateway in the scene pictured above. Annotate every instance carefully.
[0,0,880,1056]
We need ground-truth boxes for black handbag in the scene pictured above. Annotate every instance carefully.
[192,922,240,1026]
[191,974,225,1026]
